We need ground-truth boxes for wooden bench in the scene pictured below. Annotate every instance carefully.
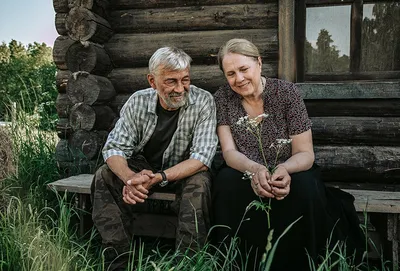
[47,174,178,239]
[48,174,400,268]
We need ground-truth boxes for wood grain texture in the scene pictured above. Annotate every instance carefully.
[69,103,116,131]
[111,0,272,9]
[305,99,400,117]
[53,36,77,70]
[66,42,112,75]
[109,4,278,33]
[108,64,278,94]
[311,117,400,146]
[66,7,113,43]
[67,72,116,105]
[105,29,278,67]
[297,81,400,99]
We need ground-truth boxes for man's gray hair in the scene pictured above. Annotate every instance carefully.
[149,47,192,75]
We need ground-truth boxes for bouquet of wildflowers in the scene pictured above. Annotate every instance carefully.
[236,114,292,178]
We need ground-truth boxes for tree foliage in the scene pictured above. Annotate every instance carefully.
[306,2,399,74]
[306,29,349,73]
[361,2,400,71]
[0,40,57,130]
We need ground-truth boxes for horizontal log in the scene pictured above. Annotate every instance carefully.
[53,0,69,13]
[56,118,72,139]
[67,72,116,105]
[56,70,71,93]
[66,42,112,75]
[69,103,116,131]
[108,64,278,94]
[305,99,400,117]
[55,13,68,35]
[111,0,270,9]
[311,117,400,146]
[315,145,400,183]
[66,7,113,43]
[56,93,72,118]
[68,130,108,160]
[305,71,400,81]
[68,0,109,18]
[105,29,278,67]
[53,36,77,70]
[297,81,400,99]
[110,4,278,33]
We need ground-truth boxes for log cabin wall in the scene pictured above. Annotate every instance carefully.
[298,82,400,187]
[52,0,400,187]
[52,0,279,174]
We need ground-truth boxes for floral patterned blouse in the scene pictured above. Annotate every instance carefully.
[214,77,312,167]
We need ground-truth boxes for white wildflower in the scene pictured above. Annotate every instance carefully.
[276,138,292,144]
[242,170,255,180]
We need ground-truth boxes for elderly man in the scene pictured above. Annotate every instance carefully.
[91,47,218,270]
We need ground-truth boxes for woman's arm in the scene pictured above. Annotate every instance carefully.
[277,129,315,174]
[218,125,275,198]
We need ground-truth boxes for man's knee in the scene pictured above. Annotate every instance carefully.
[182,171,211,197]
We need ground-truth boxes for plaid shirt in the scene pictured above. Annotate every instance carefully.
[103,85,218,169]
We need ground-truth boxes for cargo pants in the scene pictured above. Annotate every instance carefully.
[91,157,211,269]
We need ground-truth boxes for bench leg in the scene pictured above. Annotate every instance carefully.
[387,214,399,270]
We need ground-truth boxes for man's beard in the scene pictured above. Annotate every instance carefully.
[159,90,188,109]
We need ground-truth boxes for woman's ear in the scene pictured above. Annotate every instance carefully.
[258,57,262,68]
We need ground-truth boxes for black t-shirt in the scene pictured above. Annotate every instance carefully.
[143,100,180,171]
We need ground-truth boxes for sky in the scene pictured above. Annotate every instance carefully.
[0,0,58,47]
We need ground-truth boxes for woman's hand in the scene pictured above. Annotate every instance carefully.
[269,165,291,200]
[251,166,275,198]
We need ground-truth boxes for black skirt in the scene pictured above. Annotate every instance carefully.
[211,164,364,271]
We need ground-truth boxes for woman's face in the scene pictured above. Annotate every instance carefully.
[222,52,262,98]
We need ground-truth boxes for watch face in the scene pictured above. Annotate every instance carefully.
[159,180,168,187]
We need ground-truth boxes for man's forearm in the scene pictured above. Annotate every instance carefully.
[106,155,135,184]
[163,159,207,182]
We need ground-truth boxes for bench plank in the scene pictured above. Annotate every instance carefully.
[48,174,176,201]
[48,175,400,213]
[346,189,400,214]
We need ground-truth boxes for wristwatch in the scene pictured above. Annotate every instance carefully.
[157,171,168,187]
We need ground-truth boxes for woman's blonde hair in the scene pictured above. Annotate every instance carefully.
[217,38,260,71]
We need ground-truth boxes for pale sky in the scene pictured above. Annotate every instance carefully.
[0,0,58,47]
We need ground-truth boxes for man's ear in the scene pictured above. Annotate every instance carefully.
[147,74,156,89]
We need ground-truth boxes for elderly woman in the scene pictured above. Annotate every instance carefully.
[212,39,363,270]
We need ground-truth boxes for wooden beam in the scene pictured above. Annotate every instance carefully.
[311,117,400,146]
[305,99,400,117]
[295,0,306,82]
[297,81,400,99]
[343,189,400,214]
[47,174,177,201]
[111,0,271,9]
[105,29,278,68]
[305,71,400,81]
[350,0,362,72]
[108,64,278,94]
[278,0,296,81]
[109,4,278,33]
